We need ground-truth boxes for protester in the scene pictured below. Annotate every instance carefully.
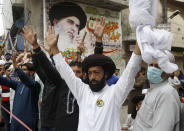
[1,64,12,131]
[32,48,80,131]
[0,60,5,127]
[129,0,181,130]
[21,16,106,131]
[6,65,15,129]
[0,55,41,131]
[122,95,145,131]
[133,61,181,131]
[32,47,81,131]
[44,23,142,131]
[128,67,147,115]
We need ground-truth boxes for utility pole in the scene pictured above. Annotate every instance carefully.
[162,0,168,24]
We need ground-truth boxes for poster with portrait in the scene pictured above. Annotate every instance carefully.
[44,0,125,70]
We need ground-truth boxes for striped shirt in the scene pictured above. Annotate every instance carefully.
[1,85,10,102]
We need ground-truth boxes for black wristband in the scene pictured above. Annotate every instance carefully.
[33,47,41,53]
[95,42,103,47]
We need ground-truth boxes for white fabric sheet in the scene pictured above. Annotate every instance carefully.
[129,0,178,73]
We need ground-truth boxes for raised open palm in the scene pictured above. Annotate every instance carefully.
[21,26,37,46]
[93,16,106,40]
[12,52,18,69]
[45,26,59,48]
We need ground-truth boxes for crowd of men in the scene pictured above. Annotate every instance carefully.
[0,1,184,131]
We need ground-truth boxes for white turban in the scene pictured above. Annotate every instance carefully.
[129,0,178,73]
[129,0,158,30]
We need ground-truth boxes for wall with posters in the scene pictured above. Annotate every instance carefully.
[45,0,125,70]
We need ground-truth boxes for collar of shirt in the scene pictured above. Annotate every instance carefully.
[149,80,169,90]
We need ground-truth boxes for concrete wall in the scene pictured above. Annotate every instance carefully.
[168,4,184,48]
[121,8,136,42]
[24,0,43,49]
[1,0,13,34]
[157,1,184,48]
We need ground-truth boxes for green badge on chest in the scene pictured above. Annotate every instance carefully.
[96,99,104,107]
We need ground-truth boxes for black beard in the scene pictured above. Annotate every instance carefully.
[89,76,106,92]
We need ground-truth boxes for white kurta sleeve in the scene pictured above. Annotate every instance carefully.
[53,53,86,102]
[151,92,180,131]
[114,53,142,105]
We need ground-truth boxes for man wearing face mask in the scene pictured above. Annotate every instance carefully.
[133,60,181,131]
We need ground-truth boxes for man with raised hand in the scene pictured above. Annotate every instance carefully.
[133,61,180,131]
[21,16,106,131]
[45,25,142,131]
[0,54,40,131]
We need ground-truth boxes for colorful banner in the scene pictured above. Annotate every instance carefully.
[44,0,125,69]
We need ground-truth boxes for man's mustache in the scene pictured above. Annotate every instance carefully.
[90,80,98,84]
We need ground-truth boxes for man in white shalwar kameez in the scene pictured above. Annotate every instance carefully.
[128,0,181,130]
[45,26,142,131]
[133,61,181,131]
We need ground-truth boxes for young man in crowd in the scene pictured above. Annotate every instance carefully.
[122,95,145,131]
[44,24,142,131]
[128,67,148,115]
[0,57,41,131]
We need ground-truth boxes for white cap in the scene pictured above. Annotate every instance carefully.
[0,60,5,65]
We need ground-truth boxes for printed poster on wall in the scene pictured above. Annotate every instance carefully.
[44,0,125,70]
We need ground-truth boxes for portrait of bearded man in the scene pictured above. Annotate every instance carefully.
[49,2,87,52]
